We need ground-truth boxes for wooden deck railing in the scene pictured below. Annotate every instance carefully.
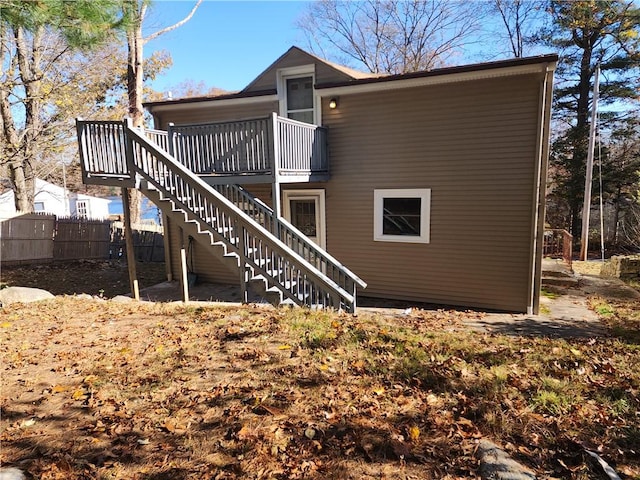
[544,229,573,268]
[76,120,131,183]
[76,118,362,311]
[168,113,328,176]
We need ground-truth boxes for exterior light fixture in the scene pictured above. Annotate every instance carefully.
[329,98,338,109]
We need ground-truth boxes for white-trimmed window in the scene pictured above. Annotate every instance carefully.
[34,202,45,212]
[374,189,431,243]
[76,200,88,218]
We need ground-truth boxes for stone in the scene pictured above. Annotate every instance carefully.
[601,255,640,281]
[0,467,26,480]
[476,439,537,480]
[111,295,134,303]
[0,286,54,306]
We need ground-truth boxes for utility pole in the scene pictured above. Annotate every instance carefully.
[579,65,600,261]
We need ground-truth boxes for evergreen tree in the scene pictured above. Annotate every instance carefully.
[544,0,640,238]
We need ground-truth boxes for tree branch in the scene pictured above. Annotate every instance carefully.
[143,0,203,44]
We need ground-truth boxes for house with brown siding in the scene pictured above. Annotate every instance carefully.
[77,46,556,313]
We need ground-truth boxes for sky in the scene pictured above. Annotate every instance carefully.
[143,1,311,95]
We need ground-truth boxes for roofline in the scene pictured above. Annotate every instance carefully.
[316,54,558,95]
[144,89,277,112]
[144,54,558,112]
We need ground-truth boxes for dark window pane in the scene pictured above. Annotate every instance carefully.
[382,197,421,236]
[290,199,316,237]
[287,76,313,110]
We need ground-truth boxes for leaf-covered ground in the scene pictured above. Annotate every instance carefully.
[0,260,167,298]
[1,298,639,479]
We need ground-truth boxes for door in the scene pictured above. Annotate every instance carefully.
[283,189,326,248]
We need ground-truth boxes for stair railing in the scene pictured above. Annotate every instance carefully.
[77,118,360,311]
[214,184,366,296]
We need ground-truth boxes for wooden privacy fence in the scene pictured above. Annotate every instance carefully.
[0,214,56,264]
[110,226,165,262]
[0,213,164,265]
[54,217,111,260]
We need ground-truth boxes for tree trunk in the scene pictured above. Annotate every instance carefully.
[125,3,145,226]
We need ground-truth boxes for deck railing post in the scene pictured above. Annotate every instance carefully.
[271,113,282,218]
[167,122,175,158]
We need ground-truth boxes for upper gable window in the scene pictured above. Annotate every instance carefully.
[286,76,314,124]
[278,65,318,125]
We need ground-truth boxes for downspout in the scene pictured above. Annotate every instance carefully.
[528,64,555,315]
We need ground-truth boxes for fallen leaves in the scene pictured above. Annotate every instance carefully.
[0,298,638,480]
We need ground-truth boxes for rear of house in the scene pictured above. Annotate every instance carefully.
[143,47,556,313]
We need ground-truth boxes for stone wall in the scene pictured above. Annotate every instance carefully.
[601,255,640,281]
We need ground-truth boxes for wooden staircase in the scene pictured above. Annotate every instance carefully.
[76,118,366,312]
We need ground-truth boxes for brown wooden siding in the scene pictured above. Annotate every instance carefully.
[244,49,355,92]
[320,75,543,311]
[158,71,545,312]
[154,101,278,130]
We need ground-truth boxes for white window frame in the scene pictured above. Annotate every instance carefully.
[34,201,45,212]
[277,64,321,125]
[283,189,326,249]
[76,200,89,218]
[374,188,431,244]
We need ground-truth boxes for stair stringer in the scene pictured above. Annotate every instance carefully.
[144,187,287,306]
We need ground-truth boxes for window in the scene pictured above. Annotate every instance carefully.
[76,200,88,218]
[34,202,45,212]
[374,189,431,243]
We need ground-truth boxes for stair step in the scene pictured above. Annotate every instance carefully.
[542,276,579,287]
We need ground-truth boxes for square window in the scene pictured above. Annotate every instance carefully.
[34,201,45,212]
[374,189,430,243]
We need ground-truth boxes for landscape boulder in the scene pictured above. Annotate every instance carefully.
[601,255,640,282]
[0,286,55,306]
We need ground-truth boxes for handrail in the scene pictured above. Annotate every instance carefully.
[76,119,359,310]
[214,184,366,291]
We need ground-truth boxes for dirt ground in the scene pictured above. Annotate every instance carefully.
[0,261,167,298]
[1,260,639,479]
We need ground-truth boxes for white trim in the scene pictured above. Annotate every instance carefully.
[374,188,431,244]
[277,64,322,125]
[283,189,326,249]
[147,94,278,113]
[317,63,554,97]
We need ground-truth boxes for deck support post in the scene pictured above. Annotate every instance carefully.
[162,212,173,281]
[238,223,249,304]
[122,187,140,300]
[178,226,190,302]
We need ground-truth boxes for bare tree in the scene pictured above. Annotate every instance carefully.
[492,0,547,58]
[298,0,483,74]
[120,0,202,224]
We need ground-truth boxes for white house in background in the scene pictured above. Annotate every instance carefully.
[0,178,110,219]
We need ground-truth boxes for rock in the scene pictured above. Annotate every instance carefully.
[476,439,537,480]
[0,286,54,306]
[111,295,133,303]
[601,255,640,282]
[0,467,26,480]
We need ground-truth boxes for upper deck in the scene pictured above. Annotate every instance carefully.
[77,113,329,187]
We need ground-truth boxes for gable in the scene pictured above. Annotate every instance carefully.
[242,46,370,93]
